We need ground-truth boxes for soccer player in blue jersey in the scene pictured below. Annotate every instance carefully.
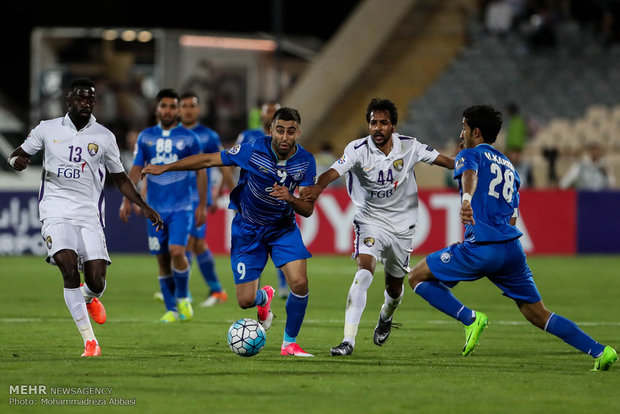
[179,91,235,307]
[120,89,207,323]
[408,105,617,371]
[236,101,290,296]
[143,107,317,357]
[235,101,289,298]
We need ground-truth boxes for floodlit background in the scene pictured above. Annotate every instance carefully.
[1,0,620,254]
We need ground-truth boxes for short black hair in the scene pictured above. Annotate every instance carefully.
[156,88,179,103]
[179,91,198,101]
[68,77,95,91]
[67,78,95,98]
[462,105,503,144]
[366,98,398,125]
[272,107,301,125]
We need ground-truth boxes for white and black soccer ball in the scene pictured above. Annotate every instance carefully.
[227,318,266,357]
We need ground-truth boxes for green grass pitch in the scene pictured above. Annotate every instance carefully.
[1,254,619,413]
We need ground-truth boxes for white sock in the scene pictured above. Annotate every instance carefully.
[379,287,404,322]
[343,269,373,346]
[81,281,106,303]
[64,288,96,344]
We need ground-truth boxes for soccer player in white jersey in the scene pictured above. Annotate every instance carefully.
[8,78,163,357]
[301,98,454,356]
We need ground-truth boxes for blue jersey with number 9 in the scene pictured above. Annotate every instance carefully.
[454,143,522,243]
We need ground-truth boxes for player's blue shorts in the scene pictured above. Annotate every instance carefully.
[146,209,193,255]
[229,213,311,284]
[426,238,542,303]
[190,202,207,239]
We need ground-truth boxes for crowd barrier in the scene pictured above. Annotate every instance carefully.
[1,188,619,256]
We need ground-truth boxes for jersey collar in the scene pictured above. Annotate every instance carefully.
[367,132,401,156]
[63,113,95,132]
[269,137,299,166]
[157,122,181,137]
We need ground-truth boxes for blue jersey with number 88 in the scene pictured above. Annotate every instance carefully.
[454,143,523,243]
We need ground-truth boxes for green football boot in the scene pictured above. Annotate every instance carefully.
[177,298,194,322]
[462,311,489,356]
[159,310,179,323]
[592,346,617,372]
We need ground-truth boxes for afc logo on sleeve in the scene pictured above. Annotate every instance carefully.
[455,158,465,170]
[227,145,241,155]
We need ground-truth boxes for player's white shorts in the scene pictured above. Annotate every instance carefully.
[41,218,111,267]
[352,221,413,278]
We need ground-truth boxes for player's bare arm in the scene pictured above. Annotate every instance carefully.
[7,147,32,171]
[194,169,208,227]
[210,166,235,214]
[119,165,143,222]
[112,171,163,230]
[141,152,224,178]
[270,183,315,217]
[219,166,236,192]
[460,169,478,226]
[433,154,455,170]
[300,168,340,202]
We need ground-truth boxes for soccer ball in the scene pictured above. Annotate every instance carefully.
[227,318,266,357]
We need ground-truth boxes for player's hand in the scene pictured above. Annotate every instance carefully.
[299,185,322,202]
[9,155,31,171]
[144,207,163,232]
[119,198,132,223]
[141,164,166,179]
[460,201,475,225]
[270,182,293,202]
[194,205,207,227]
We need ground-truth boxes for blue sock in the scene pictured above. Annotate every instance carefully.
[545,313,605,357]
[276,268,287,291]
[173,267,190,299]
[284,291,308,342]
[253,289,267,307]
[158,275,176,312]
[197,250,222,293]
[414,281,475,325]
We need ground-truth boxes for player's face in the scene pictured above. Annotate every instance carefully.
[368,110,394,148]
[157,97,179,129]
[179,97,200,126]
[67,87,96,120]
[270,119,301,159]
[461,117,477,149]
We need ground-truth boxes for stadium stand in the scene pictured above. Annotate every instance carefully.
[401,15,620,188]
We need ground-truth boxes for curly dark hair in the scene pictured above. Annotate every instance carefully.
[366,98,398,125]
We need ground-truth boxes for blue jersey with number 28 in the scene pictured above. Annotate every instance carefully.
[454,143,522,243]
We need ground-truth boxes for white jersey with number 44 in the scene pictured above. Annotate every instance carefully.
[20,114,125,226]
[330,133,439,237]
